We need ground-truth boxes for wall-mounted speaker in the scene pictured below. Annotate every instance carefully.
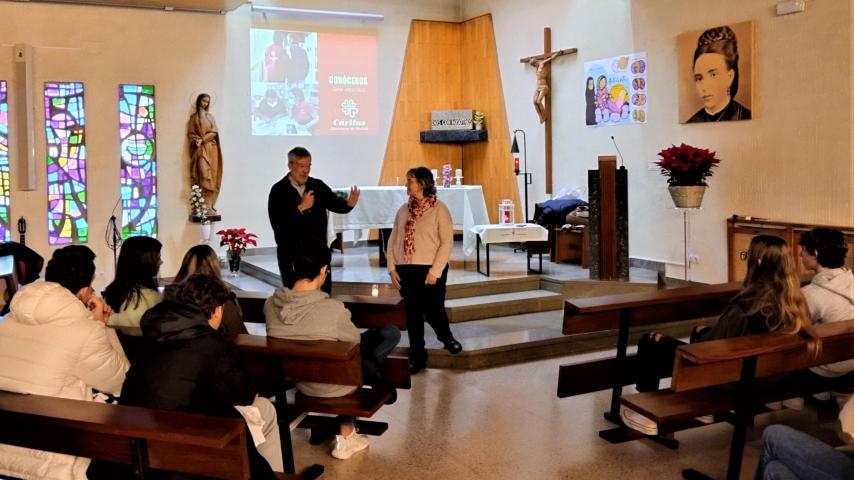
[11,44,37,191]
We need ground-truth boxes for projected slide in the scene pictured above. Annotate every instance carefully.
[250,29,377,136]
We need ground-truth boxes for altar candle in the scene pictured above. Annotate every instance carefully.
[455,169,462,177]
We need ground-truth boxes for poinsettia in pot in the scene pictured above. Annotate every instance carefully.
[217,227,258,276]
[655,143,721,208]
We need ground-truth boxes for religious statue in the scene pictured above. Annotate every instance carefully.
[187,93,223,214]
[523,51,560,124]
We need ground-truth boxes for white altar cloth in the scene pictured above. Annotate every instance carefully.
[331,185,489,256]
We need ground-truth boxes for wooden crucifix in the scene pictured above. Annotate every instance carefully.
[520,27,576,194]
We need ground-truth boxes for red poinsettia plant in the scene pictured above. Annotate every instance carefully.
[655,143,721,186]
[217,227,258,256]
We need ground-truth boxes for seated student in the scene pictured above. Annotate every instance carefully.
[756,395,854,480]
[799,228,854,378]
[173,244,248,334]
[621,236,818,435]
[104,235,163,329]
[0,245,129,480]
[119,274,282,478]
[264,242,401,460]
[755,424,854,480]
[0,241,44,316]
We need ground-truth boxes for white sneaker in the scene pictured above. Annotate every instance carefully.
[813,392,831,401]
[620,406,658,436]
[782,397,805,410]
[695,414,714,424]
[331,433,370,460]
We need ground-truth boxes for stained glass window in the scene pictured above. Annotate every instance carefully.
[0,81,10,241]
[119,84,157,238]
[45,82,87,245]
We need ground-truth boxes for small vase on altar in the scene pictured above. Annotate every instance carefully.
[227,249,241,277]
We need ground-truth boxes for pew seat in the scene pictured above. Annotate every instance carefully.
[618,318,854,480]
[0,390,308,479]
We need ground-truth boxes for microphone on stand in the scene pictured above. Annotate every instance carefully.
[105,198,122,272]
[611,135,625,168]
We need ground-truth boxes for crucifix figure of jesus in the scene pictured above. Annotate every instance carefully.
[519,27,576,194]
[522,51,563,124]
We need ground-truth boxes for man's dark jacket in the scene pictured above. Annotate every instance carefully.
[267,174,352,286]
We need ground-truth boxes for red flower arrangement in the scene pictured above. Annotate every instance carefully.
[216,227,258,256]
[655,143,721,186]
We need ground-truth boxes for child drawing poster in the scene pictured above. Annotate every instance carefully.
[584,52,647,126]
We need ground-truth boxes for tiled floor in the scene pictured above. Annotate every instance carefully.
[231,243,846,478]
[287,354,842,479]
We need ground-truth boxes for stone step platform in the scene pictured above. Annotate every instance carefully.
[445,290,563,323]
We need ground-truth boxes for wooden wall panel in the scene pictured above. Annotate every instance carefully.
[381,15,519,223]
[381,21,461,185]
[460,15,520,222]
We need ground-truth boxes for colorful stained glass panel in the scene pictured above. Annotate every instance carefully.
[119,84,157,238]
[45,82,87,245]
[0,81,10,241]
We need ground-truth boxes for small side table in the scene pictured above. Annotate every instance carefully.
[470,224,549,276]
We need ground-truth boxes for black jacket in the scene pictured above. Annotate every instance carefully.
[120,300,256,417]
[268,175,352,253]
[695,291,776,342]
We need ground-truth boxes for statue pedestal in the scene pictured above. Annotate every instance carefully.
[189,214,222,223]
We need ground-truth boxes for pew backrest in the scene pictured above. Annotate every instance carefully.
[563,281,743,335]
[0,391,249,479]
[563,275,812,335]
[234,334,364,386]
[671,318,854,392]
[235,292,406,330]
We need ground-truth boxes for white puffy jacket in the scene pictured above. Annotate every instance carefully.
[0,282,130,480]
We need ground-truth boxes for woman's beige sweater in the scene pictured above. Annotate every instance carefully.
[387,199,453,278]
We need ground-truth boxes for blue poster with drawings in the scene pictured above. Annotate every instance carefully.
[584,52,647,126]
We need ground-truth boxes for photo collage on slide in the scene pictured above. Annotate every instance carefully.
[250,29,377,137]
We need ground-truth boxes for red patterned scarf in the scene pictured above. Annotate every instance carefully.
[403,195,436,262]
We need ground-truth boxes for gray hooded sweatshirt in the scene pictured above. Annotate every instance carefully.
[264,287,360,397]
[803,268,854,376]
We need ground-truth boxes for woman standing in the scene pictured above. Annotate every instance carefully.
[387,167,462,374]
[188,93,223,213]
[104,236,162,329]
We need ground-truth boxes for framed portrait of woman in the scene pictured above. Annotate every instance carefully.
[677,21,754,123]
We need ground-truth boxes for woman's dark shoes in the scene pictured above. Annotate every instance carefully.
[443,339,463,355]
[409,357,427,374]
[384,387,398,405]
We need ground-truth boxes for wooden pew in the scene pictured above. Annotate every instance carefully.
[235,291,407,330]
[233,334,409,473]
[619,319,854,480]
[557,277,812,430]
[0,390,306,479]
[557,281,743,423]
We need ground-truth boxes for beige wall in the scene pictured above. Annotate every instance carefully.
[0,0,460,289]
[0,2,228,289]
[462,0,854,282]
[1,0,852,288]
